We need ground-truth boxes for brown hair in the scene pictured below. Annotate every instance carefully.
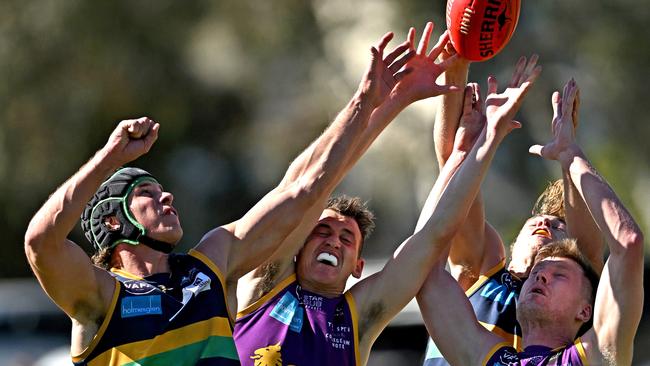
[91,247,114,270]
[532,238,599,304]
[532,179,565,219]
[326,195,375,255]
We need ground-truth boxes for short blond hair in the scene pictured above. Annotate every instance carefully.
[532,238,599,304]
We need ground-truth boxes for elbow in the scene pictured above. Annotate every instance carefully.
[628,231,644,257]
[24,230,42,266]
[614,229,644,258]
[623,229,644,251]
[24,216,50,264]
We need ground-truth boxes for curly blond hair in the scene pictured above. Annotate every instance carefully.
[532,179,565,219]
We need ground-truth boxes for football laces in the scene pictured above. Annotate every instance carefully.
[460,7,475,35]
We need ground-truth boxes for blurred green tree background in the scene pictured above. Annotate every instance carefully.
[2,0,647,276]
[1,0,649,363]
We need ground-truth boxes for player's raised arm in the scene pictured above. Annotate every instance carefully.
[351,57,540,360]
[530,79,644,365]
[236,22,463,310]
[24,118,159,349]
[444,57,539,289]
[197,31,418,284]
[554,86,606,273]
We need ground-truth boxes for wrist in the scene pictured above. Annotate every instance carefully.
[557,144,584,169]
[385,90,410,110]
[352,87,382,113]
[94,147,125,173]
[485,128,506,145]
[441,62,470,84]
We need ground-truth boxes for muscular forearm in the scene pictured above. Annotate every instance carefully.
[562,166,605,272]
[560,145,643,254]
[287,92,376,198]
[419,129,501,245]
[568,143,645,364]
[434,64,469,167]
[415,149,466,232]
[25,149,118,250]
[228,92,378,280]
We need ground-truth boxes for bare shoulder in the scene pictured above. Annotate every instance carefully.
[70,266,118,355]
[347,273,386,340]
[576,329,608,365]
[193,223,238,276]
[77,266,117,322]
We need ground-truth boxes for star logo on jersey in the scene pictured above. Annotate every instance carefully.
[250,343,283,366]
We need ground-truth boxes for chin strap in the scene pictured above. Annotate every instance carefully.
[138,234,174,254]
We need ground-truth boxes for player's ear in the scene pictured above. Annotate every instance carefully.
[352,258,365,279]
[103,216,121,231]
[576,303,592,324]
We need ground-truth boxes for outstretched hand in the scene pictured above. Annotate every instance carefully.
[389,22,462,105]
[529,78,580,161]
[358,31,414,108]
[103,117,159,166]
[485,55,542,138]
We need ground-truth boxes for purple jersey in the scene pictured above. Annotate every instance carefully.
[484,339,587,366]
[234,274,359,366]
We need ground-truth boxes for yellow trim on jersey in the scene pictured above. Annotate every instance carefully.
[236,273,297,318]
[465,259,507,297]
[85,315,233,366]
[344,291,361,366]
[188,249,234,323]
[574,338,588,365]
[478,321,522,351]
[482,341,512,366]
[110,268,144,280]
[72,279,121,362]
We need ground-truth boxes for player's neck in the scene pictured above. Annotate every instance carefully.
[507,258,532,279]
[112,243,170,278]
[522,320,576,350]
[297,276,344,299]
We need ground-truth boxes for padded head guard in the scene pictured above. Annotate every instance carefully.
[81,167,173,253]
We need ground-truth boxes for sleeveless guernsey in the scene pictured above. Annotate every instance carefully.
[72,250,239,366]
[484,340,587,366]
[234,274,360,366]
[424,260,522,366]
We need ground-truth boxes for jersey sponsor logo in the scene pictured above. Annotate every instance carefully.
[122,279,158,295]
[326,307,353,351]
[121,295,162,318]
[302,294,323,311]
[269,292,303,332]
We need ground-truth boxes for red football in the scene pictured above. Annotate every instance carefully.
[446,0,521,61]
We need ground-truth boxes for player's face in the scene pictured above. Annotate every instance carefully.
[509,215,568,276]
[128,182,183,244]
[517,257,592,330]
[296,209,364,292]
